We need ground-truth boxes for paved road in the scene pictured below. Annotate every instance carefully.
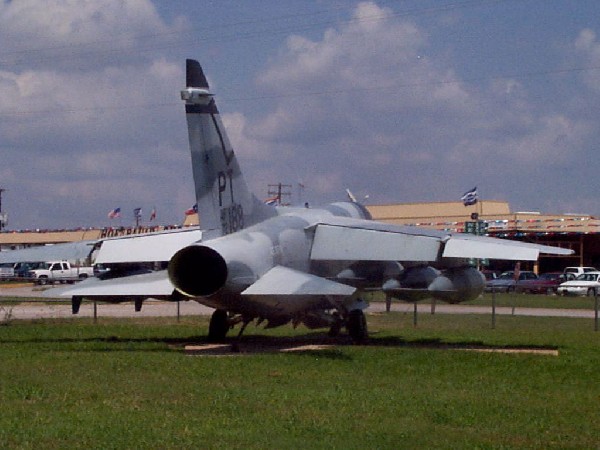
[0,284,597,320]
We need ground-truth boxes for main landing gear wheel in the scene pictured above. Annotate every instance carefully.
[347,309,368,344]
[208,309,229,342]
[328,312,343,337]
[328,321,342,337]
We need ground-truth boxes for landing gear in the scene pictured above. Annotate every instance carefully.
[346,309,368,343]
[208,309,229,342]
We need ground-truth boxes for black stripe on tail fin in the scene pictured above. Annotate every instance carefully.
[186,59,209,89]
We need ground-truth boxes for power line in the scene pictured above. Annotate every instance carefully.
[0,62,598,118]
[0,0,512,67]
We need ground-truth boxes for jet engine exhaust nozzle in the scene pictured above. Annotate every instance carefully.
[168,245,228,297]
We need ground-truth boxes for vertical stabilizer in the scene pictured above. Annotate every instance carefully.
[181,59,276,237]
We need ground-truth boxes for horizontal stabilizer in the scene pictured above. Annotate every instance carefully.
[310,224,441,262]
[96,229,202,264]
[44,270,173,298]
[242,266,356,297]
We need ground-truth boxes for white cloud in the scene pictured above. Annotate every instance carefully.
[574,28,600,92]
[575,28,596,51]
[0,0,193,229]
[0,1,598,228]
[227,3,596,209]
[0,0,168,48]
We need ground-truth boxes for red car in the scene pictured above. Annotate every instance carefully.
[516,272,574,295]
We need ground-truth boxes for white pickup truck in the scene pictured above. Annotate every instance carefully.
[28,260,94,285]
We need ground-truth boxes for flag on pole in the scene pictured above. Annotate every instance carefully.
[108,207,121,219]
[184,203,198,215]
[264,195,279,206]
[133,207,142,219]
[460,187,478,206]
[149,207,156,221]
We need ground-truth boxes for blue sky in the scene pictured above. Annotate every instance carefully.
[1,0,600,229]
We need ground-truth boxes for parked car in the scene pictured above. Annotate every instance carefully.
[557,271,600,296]
[13,261,45,279]
[27,260,94,285]
[516,272,574,295]
[93,263,111,277]
[0,262,15,279]
[485,270,538,293]
[481,270,499,281]
[563,266,597,277]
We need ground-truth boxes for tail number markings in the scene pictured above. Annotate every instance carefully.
[221,204,244,234]
[217,170,243,233]
[218,170,234,206]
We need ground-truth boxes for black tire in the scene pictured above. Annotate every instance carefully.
[587,288,596,297]
[328,321,342,337]
[507,286,515,293]
[38,276,48,285]
[347,309,368,343]
[208,309,229,342]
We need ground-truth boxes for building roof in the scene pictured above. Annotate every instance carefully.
[0,229,102,245]
[366,201,600,235]
[1,200,600,252]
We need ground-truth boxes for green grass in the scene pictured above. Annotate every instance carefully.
[0,314,598,449]
[365,290,598,310]
[468,292,598,309]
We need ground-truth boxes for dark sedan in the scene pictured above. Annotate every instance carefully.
[485,270,538,293]
[516,272,574,295]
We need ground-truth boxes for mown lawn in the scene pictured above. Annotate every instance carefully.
[0,314,598,449]
[364,290,598,310]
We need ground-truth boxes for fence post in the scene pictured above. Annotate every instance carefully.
[492,288,496,329]
[413,303,418,327]
[595,292,598,332]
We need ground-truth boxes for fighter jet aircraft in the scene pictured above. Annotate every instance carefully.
[55,58,572,342]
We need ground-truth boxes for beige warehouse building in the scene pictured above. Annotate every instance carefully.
[2,200,599,273]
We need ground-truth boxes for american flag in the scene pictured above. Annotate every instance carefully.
[108,207,121,219]
[264,196,279,206]
[184,203,198,215]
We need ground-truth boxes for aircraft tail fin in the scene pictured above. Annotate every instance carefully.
[181,59,276,237]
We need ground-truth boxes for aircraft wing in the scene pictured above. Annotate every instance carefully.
[45,270,173,299]
[439,234,571,260]
[308,219,572,262]
[0,240,97,264]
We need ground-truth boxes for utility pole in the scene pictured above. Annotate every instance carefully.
[267,183,292,206]
[0,188,5,231]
